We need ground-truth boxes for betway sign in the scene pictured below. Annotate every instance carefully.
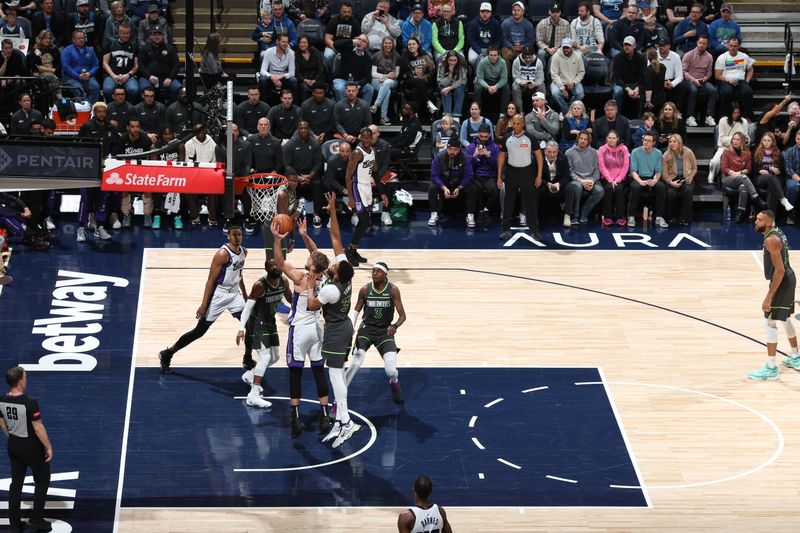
[101,159,226,194]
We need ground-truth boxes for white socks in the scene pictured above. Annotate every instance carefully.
[383,352,399,383]
[329,368,350,425]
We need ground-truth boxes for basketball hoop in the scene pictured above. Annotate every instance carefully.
[234,173,288,223]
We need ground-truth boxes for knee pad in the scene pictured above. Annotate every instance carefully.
[765,318,779,343]
[784,318,797,338]
[383,351,399,381]
[311,364,329,398]
[254,349,269,377]
[350,349,366,371]
[289,366,303,399]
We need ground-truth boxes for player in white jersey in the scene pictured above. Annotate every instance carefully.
[343,127,389,267]
[158,227,248,374]
[272,218,333,438]
[397,475,452,533]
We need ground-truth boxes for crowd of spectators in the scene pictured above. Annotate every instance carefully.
[0,0,798,252]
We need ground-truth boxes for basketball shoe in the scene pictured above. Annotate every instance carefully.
[319,412,332,435]
[159,348,174,374]
[389,379,402,403]
[748,364,778,381]
[332,421,361,448]
[292,415,304,438]
[246,386,271,408]
[782,355,800,370]
[321,421,341,443]
[242,369,255,385]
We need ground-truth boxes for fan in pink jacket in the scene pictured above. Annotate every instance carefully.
[598,131,630,226]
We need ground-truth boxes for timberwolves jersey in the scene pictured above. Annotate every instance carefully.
[363,282,394,329]
[253,275,285,328]
[355,145,375,188]
[409,504,443,533]
[215,244,247,291]
[764,227,794,280]
[322,280,352,324]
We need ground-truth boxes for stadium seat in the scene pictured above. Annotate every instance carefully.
[581,52,613,109]
[297,18,325,49]
[429,118,460,157]
[497,0,517,18]
[527,0,550,22]
[321,139,345,162]
[460,0,485,21]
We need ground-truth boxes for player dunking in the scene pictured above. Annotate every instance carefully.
[397,475,452,533]
[749,210,800,380]
[271,218,332,438]
[344,127,388,267]
[158,227,248,374]
[305,192,359,448]
[347,262,406,402]
[236,259,292,408]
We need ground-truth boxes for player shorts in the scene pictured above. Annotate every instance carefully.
[251,318,280,350]
[321,320,354,369]
[205,288,245,322]
[286,322,324,368]
[355,325,397,356]
[352,182,373,215]
[766,272,797,321]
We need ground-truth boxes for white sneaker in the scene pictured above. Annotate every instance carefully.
[45,217,56,231]
[94,227,112,240]
[381,211,393,225]
[466,213,475,228]
[245,392,272,408]
[77,227,86,242]
[332,420,361,448]
[705,116,717,127]
[563,214,571,228]
[627,216,636,227]
[426,100,438,114]
[242,369,254,385]
[428,212,439,226]
[655,216,669,228]
[519,213,527,226]
[321,421,341,443]
[110,214,121,230]
[685,116,698,127]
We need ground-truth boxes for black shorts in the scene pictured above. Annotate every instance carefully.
[251,318,280,349]
[356,325,397,356]
[321,321,354,369]
[765,273,796,321]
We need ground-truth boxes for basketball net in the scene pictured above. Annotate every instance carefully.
[244,174,287,223]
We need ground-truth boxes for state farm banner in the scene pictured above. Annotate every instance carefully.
[101,159,226,194]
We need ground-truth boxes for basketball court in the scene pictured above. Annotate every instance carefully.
[4,229,800,531]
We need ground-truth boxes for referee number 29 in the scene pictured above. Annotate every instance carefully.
[5,406,18,420]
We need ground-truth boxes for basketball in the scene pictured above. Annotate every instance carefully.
[273,213,293,234]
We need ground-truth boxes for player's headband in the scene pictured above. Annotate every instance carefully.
[373,262,388,273]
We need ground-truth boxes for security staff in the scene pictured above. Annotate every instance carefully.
[0,367,53,533]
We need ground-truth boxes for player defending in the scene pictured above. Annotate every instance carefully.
[344,127,388,267]
[271,218,333,438]
[158,227,248,374]
[347,262,406,402]
[241,174,302,371]
[236,259,292,408]
[749,210,800,380]
[397,475,452,533]
[306,192,359,448]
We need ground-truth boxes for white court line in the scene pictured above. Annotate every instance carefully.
[576,379,785,491]
[483,398,504,408]
[232,397,377,472]
[468,416,478,428]
[497,458,522,470]
[471,437,485,450]
[0,501,74,510]
[478,473,484,480]
[113,248,148,533]
[521,386,548,394]
[545,475,578,484]
[459,389,466,395]
[752,250,764,271]
[582,370,652,507]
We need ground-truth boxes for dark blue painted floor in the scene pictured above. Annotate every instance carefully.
[122,367,646,508]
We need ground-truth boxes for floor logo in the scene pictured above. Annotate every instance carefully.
[0,148,11,173]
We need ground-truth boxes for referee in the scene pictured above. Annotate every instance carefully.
[497,113,544,242]
[0,367,53,533]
